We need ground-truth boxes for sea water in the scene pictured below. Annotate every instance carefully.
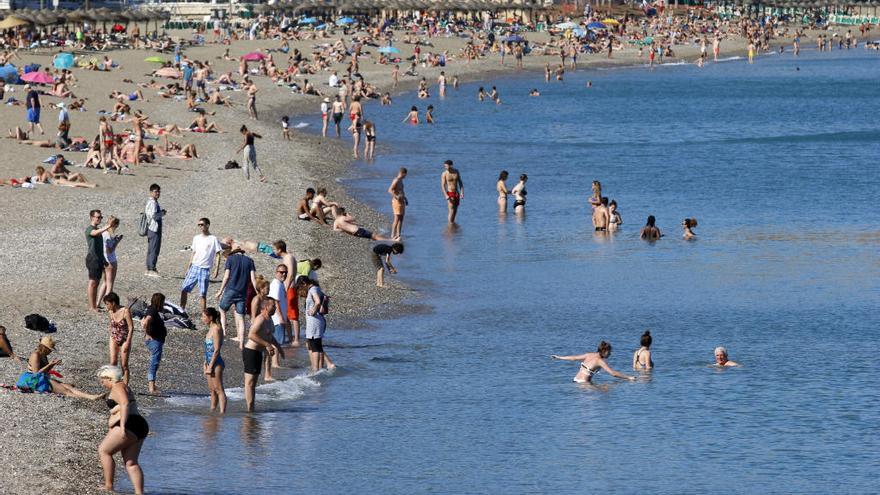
[122,49,880,494]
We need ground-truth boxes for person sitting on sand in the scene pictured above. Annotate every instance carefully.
[714,347,739,367]
[16,336,102,399]
[0,325,19,360]
[207,90,232,107]
[551,341,637,383]
[188,114,221,133]
[50,155,86,182]
[311,188,339,224]
[296,188,321,221]
[332,206,391,241]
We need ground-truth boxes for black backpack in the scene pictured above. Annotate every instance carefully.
[24,314,55,333]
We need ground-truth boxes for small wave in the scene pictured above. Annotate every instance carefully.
[370,355,415,363]
[294,122,310,129]
[166,371,329,405]
[716,56,744,62]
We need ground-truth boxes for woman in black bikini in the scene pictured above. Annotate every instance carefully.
[97,365,148,495]
[551,341,636,383]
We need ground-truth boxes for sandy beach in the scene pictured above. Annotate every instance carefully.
[0,18,835,492]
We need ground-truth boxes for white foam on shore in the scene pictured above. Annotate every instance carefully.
[165,369,332,406]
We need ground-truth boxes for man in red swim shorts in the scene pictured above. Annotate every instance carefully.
[440,159,463,224]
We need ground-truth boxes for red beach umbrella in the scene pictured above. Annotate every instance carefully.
[21,71,55,84]
[241,52,266,61]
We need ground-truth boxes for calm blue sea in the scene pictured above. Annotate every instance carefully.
[124,49,880,494]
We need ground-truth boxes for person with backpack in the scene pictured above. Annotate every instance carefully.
[143,184,165,277]
[299,277,335,372]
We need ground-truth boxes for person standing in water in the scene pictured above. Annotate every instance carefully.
[202,307,226,414]
[608,200,622,231]
[632,330,654,370]
[388,167,407,240]
[496,170,510,213]
[592,197,610,231]
[640,215,662,241]
[441,160,463,224]
[97,365,148,495]
[403,106,419,124]
[511,174,527,215]
[243,299,283,412]
[682,218,697,239]
[551,341,636,383]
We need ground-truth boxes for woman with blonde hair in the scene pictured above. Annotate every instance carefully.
[97,217,122,302]
[96,365,148,495]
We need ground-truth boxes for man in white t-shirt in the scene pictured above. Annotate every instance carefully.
[180,217,223,312]
[267,263,290,378]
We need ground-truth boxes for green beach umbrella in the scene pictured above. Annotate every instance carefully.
[144,56,166,63]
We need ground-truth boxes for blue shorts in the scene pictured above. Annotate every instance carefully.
[27,107,40,123]
[273,324,287,346]
[219,290,246,315]
[181,265,211,297]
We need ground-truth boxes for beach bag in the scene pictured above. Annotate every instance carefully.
[138,211,149,237]
[24,314,54,333]
[224,160,240,169]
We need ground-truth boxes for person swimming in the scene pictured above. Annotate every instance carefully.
[682,218,698,239]
[714,347,739,367]
[632,330,653,370]
[551,341,636,383]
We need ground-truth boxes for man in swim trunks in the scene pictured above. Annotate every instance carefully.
[592,196,610,232]
[441,160,463,224]
[388,167,407,239]
[295,188,320,222]
[332,206,391,241]
[243,298,283,412]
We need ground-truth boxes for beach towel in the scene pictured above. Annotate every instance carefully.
[129,297,195,330]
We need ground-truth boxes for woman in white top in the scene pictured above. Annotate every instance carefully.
[98,217,122,303]
[511,174,527,215]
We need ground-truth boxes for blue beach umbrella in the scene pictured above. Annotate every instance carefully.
[0,64,17,83]
[587,22,607,30]
[503,35,524,43]
[555,21,578,30]
[336,17,355,25]
[53,52,74,69]
[572,27,586,37]
[315,24,327,30]
[378,46,400,54]
[298,17,318,25]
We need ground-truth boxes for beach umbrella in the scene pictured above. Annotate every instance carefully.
[298,17,318,24]
[315,23,328,29]
[0,64,18,83]
[378,46,401,53]
[0,16,31,29]
[21,71,55,85]
[53,53,75,69]
[555,21,577,29]
[112,23,125,32]
[587,21,607,30]
[337,17,355,24]
[241,52,266,61]
[572,27,586,37]
[504,34,525,42]
[602,18,620,25]
[144,56,166,63]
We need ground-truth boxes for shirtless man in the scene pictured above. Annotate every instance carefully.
[242,299,283,412]
[271,240,299,346]
[440,160,463,224]
[388,167,407,239]
[296,188,320,221]
[714,347,739,367]
[332,206,390,241]
[592,197,610,232]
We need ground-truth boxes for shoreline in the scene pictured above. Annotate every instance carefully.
[0,25,839,493]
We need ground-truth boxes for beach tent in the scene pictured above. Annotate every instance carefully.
[21,71,54,85]
[53,53,75,69]
[0,64,18,83]
[0,16,31,29]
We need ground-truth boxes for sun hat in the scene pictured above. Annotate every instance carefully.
[39,336,55,351]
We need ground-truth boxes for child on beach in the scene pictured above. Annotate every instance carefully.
[281,116,290,140]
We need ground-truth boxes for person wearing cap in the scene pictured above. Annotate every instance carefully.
[56,101,71,149]
[25,84,44,136]
[714,347,739,367]
[16,336,101,399]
